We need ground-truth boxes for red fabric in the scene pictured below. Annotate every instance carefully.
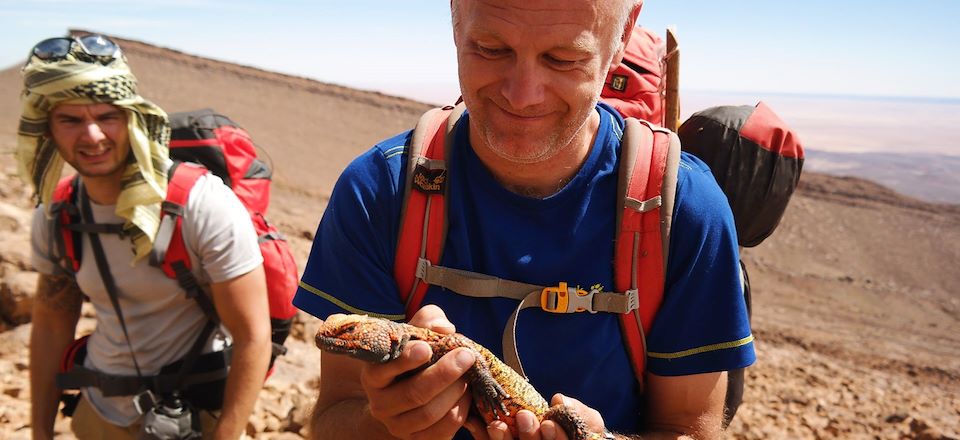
[739,101,804,159]
[59,334,90,373]
[253,214,299,320]
[168,138,220,148]
[395,109,451,319]
[159,163,207,278]
[234,178,271,215]
[612,124,672,384]
[53,176,81,272]
[601,27,664,124]
[214,126,257,188]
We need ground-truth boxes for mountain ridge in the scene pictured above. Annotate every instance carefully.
[0,31,956,439]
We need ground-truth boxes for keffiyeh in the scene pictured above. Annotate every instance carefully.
[17,41,171,263]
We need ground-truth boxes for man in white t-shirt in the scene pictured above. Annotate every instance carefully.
[17,34,271,440]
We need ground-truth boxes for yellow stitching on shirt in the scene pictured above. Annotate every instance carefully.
[384,146,406,160]
[298,280,405,321]
[648,335,755,360]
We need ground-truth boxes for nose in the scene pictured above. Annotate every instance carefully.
[500,59,545,111]
[80,121,107,143]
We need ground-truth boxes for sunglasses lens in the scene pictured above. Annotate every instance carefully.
[80,35,119,56]
[32,38,73,60]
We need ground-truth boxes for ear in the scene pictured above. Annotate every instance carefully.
[608,3,643,74]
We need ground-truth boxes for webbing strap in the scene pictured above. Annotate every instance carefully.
[502,292,542,377]
[416,258,540,299]
[258,231,285,243]
[395,104,466,319]
[57,352,232,396]
[417,258,638,312]
[624,195,662,213]
[64,222,126,235]
[57,363,230,397]
[149,214,177,266]
[79,187,146,387]
[417,257,640,376]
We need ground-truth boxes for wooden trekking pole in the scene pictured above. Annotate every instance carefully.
[664,26,680,132]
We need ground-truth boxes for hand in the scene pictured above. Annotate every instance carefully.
[359,305,476,439]
[481,394,607,440]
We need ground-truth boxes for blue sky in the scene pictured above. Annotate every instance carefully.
[1,0,958,104]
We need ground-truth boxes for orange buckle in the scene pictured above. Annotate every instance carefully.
[540,282,596,314]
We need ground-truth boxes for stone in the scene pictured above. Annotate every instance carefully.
[1,270,38,325]
[0,228,33,273]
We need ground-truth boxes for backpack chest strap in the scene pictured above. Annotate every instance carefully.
[417,258,639,376]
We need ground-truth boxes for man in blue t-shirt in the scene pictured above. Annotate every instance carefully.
[295,1,754,439]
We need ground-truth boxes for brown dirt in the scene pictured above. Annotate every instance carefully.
[0,32,957,439]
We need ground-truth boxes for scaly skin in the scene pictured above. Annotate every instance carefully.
[316,314,606,440]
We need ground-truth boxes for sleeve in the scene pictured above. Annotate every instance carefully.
[30,205,58,276]
[183,174,263,284]
[293,135,411,321]
[644,152,756,376]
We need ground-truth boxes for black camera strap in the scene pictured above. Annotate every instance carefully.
[78,186,146,384]
[78,185,223,402]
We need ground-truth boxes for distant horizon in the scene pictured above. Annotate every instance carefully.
[2,1,958,102]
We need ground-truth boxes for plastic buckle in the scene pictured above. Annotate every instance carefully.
[415,258,431,280]
[133,389,157,415]
[624,288,640,312]
[540,282,596,314]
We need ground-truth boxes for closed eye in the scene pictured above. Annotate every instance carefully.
[54,115,84,125]
[475,43,510,59]
[97,113,123,122]
[544,54,582,70]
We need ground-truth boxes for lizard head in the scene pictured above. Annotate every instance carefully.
[315,314,404,364]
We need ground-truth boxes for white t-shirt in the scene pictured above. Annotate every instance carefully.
[31,172,263,426]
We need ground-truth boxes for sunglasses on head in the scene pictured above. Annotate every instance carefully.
[28,34,121,65]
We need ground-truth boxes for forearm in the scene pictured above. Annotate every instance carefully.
[208,267,271,439]
[29,274,82,440]
[212,336,270,440]
[310,397,396,440]
[29,321,75,440]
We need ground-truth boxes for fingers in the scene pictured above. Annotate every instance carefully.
[409,304,457,334]
[464,416,491,440]
[361,344,477,438]
[549,394,605,433]
[486,419,512,440]
[486,410,544,440]
[361,340,433,389]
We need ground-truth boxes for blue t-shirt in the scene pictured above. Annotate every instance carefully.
[294,104,755,435]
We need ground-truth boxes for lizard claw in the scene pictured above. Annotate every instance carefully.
[468,359,512,419]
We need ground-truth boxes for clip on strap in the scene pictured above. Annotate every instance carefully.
[539,282,599,314]
[503,284,642,378]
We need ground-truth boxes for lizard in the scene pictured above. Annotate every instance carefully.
[315,313,613,440]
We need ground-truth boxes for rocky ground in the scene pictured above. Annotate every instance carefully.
[1,34,958,439]
[3,158,958,440]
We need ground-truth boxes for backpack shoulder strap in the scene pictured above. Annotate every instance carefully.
[394,104,466,320]
[614,118,681,388]
[51,175,82,274]
[150,162,220,322]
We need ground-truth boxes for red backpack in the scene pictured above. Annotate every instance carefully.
[602,26,667,125]
[393,104,681,389]
[52,109,298,396]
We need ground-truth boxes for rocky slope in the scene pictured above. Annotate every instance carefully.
[0,33,957,439]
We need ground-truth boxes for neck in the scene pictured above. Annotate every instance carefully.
[80,176,123,205]
[471,111,600,199]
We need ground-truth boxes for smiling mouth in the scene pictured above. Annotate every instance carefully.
[500,107,549,120]
[77,145,111,159]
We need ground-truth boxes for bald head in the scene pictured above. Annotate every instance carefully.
[452,0,641,59]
